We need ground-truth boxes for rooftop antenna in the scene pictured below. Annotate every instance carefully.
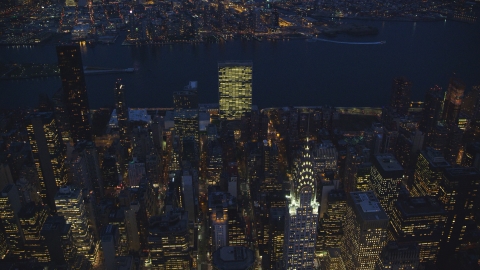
[306,112,310,150]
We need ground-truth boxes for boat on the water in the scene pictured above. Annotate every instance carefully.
[83,66,134,74]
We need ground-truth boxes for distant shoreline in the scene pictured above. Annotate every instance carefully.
[0,17,474,47]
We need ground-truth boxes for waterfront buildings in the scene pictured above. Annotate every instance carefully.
[283,146,319,270]
[56,45,92,143]
[341,191,389,270]
[174,81,199,110]
[391,77,412,116]
[218,62,253,121]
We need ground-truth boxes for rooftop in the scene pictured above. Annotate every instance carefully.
[374,154,403,172]
[422,147,450,168]
[350,191,388,222]
[212,246,255,270]
[395,196,445,217]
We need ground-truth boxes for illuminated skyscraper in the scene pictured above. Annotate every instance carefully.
[114,79,129,147]
[370,154,403,215]
[55,186,97,263]
[391,77,412,116]
[317,189,346,253]
[284,146,319,270]
[174,110,199,152]
[26,112,65,210]
[18,202,49,262]
[218,61,252,120]
[0,184,24,259]
[57,45,92,143]
[389,196,445,263]
[412,147,450,197]
[438,168,480,265]
[147,209,191,269]
[442,77,465,127]
[341,191,388,270]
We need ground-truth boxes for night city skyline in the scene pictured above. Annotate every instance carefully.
[1,0,480,270]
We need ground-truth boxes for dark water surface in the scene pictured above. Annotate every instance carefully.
[1,20,479,109]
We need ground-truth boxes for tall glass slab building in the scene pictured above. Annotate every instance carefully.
[218,62,252,120]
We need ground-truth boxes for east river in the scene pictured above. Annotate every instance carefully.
[1,19,479,109]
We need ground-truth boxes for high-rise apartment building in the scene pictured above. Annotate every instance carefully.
[218,61,252,120]
[389,196,446,263]
[341,191,389,270]
[412,147,450,197]
[370,154,403,215]
[26,112,65,210]
[56,45,91,143]
[284,146,319,270]
[391,77,412,116]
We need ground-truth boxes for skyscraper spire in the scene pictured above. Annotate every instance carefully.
[284,145,319,269]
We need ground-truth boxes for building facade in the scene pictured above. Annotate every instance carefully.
[218,62,252,121]
[341,191,389,270]
[56,45,92,143]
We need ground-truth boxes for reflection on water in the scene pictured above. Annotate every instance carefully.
[0,20,479,109]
